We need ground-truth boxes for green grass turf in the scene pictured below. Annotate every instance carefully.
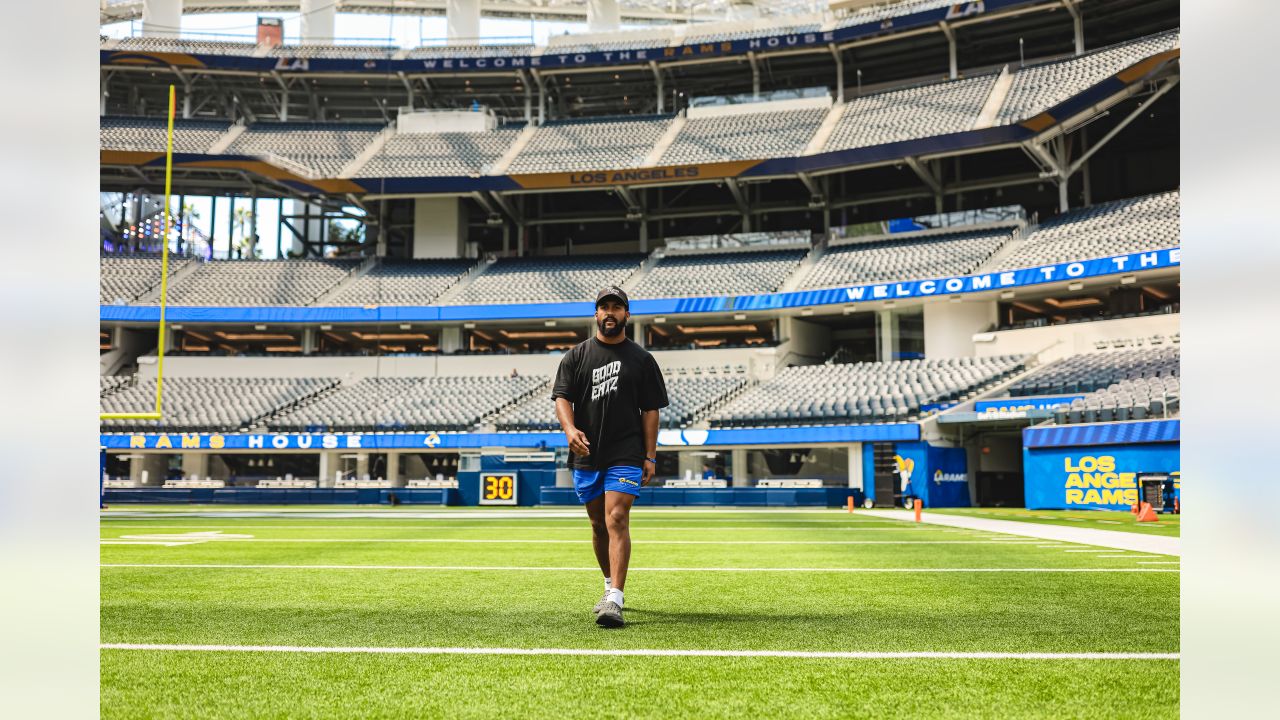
[928,507,1181,537]
[101,509,1179,718]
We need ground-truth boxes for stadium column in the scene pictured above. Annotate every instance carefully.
[181,453,209,482]
[877,310,896,363]
[587,0,621,33]
[440,327,463,353]
[318,452,338,488]
[141,0,182,38]
[356,453,370,481]
[131,454,168,487]
[447,0,481,43]
[731,448,749,485]
[847,444,863,490]
[923,300,998,358]
[386,452,402,486]
[413,198,467,258]
[300,0,337,44]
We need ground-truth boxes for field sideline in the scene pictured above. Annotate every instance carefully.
[101,508,1179,718]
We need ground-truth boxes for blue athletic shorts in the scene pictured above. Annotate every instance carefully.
[572,465,642,504]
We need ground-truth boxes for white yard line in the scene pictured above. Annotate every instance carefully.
[99,563,1179,573]
[98,643,1179,661]
[873,510,1180,557]
[97,524,936,532]
[100,538,1041,545]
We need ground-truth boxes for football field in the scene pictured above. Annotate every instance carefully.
[101,508,1179,719]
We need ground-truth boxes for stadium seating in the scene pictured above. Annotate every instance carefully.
[546,26,674,53]
[447,254,645,306]
[661,107,827,165]
[996,31,1180,124]
[225,122,383,177]
[680,19,822,45]
[493,372,747,431]
[100,116,232,153]
[109,37,258,56]
[405,45,533,58]
[993,191,1179,271]
[630,247,808,298]
[101,254,192,304]
[1009,346,1179,397]
[833,0,957,27]
[320,258,476,306]
[356,126,524,177]
[267,375,546,432]
[100,377,337,432]
[824,74,996,152]
[799,228,1014,289]
[711,356,1025,427]
[267,44,399,59]
[506,117,672,174]
[163,259,361,306]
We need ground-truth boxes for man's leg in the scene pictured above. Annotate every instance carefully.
[585,494,610,580]
[604,490,636,592]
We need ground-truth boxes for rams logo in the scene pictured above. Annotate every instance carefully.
[893,455,914,491]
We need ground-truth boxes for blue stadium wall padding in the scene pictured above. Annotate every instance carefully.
[456,454,558,506]
[537,486,862,507]
[889,442,971,509]
[102,423,919,451]
[1022,441,1180,511]
[1023,419,1180,448]
[102,487,456,504]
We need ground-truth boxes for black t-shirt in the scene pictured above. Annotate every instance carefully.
[552,337,669,470]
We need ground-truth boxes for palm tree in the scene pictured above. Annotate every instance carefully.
[233,206,258,259]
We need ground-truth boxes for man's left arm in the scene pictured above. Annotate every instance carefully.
[641,409,659,486]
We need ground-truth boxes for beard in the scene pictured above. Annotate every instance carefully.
[597,315,624,337]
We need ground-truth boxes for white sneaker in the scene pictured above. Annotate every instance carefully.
[593,592,609,615]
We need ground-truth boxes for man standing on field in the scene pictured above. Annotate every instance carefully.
[553,286,669,628]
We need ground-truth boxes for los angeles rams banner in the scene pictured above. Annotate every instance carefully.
[1023,443,1180,510]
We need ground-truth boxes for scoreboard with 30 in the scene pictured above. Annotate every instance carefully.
[479,471,518,506]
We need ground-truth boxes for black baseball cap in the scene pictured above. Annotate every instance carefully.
[595,285,629,309]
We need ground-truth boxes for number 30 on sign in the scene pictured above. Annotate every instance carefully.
[479,472,517,505]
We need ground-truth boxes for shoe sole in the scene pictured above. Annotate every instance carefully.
[596,611,624,628]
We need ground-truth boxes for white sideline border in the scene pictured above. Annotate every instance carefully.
[101,538,1043,546]
[873,510,1181,557]
[99,643,1178,661]
[100,563,1179,573]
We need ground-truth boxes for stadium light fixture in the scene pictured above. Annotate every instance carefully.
[1068,281,1084,291]
[733,313,746,320]
[949,295,962,303]
[843,305,857,314]
[800,308,814,316]
[1000,291,1015,300]
[1120,275,1137,285]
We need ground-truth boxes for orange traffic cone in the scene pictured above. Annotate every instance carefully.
[1136,502,1158,522]
[914,498,923,522]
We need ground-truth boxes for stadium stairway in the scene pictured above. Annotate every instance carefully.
[309,255,380,305]
[802,104,844,156]
[245,379,345,432]
[973,65,1013,130]
[684,374,760,429]
[340,125,396,178]
[642,114,687,167]
[135,258,201,304]
[620,247,668,294]
[207,122,246,155]
[432,255,499,304]
[777,235,830,292]
[475,379,555,432]
[490,125,537,175]
[968,222,1030,275]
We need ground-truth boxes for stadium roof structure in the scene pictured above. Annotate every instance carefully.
[100,0,824,25]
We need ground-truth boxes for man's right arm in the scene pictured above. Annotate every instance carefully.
[555,397,590,457]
